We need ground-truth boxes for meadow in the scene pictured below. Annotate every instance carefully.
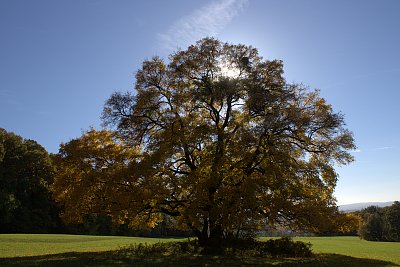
[0,234,399,266]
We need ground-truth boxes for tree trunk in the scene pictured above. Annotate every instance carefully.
[194,219,224,249]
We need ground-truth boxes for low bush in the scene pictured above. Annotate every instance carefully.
[221,237,312,258]
[117,237,313,258]
[117,239,201,257]
[261,237,313,257]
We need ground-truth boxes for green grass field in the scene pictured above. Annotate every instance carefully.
[295,236,400,265]
[0,234,399,266]
[0,234,182,258]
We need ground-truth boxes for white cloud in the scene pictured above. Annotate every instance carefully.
[350,149,362,153]
[158,0,248,51]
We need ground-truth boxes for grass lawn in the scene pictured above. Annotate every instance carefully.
[296,236,400,265]
[0,234,399,266]
[0,234,182,257]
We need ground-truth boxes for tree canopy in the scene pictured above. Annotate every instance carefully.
[0,128,58,233]
[358,202,400,241]
[53,38,355,246]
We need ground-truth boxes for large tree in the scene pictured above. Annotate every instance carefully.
[53,38,355,246]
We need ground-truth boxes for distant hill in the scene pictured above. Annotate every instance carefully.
[339,201,394,212]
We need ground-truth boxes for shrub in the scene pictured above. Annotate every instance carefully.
[260,237,312,257]
[118,240,201,257]
[221,236,312,258]
[117,237,313,258]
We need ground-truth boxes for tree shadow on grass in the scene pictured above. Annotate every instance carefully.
[0,252,398,267]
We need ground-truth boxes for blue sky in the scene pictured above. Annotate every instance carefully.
[1,0,399,205]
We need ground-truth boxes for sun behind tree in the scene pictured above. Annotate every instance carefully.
[53,38,355,247]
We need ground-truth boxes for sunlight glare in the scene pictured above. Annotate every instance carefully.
[218,61,240,78]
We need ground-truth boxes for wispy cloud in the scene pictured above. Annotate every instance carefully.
[36,110,52,116]
[374,146,392,151]
[349,146,394,154]
[323,68,400,90]
[0,89,12,97]
[158,0,248,51]
[0,89,25,110]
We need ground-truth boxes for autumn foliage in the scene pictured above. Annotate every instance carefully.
[53,38,355,246]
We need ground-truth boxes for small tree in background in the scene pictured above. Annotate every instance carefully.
[384,201,400,241]
[359,212,384,241]
[0,128,59,233]
[53,38,355,247]
[333,212,362,235]
[358,202,400,242]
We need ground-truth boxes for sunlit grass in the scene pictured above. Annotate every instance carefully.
[258,236,400,265]
[0,234,183,257]
[295,236,400,265]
